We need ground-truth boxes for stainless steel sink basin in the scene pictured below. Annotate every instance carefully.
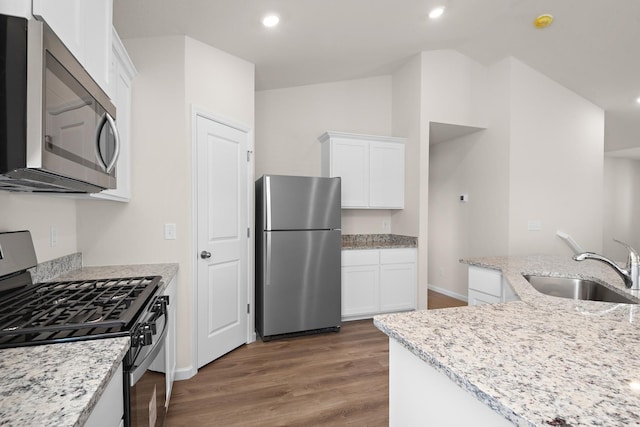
[523,274,637,304]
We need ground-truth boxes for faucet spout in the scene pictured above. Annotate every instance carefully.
[573,239,640,290]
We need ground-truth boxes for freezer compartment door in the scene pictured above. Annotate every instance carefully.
[261,229,341,337]
[263,175,341,231]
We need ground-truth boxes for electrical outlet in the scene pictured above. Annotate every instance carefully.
[527,220,542,231]
[50,226,58,247]
[382,219,390,233]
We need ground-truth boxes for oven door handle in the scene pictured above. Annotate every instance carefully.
[129,310,169,386]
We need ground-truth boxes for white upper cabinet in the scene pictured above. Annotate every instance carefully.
[320,131,405,209]
[90,29,136,202]
[32,0,113,97]
[369,141,405,208]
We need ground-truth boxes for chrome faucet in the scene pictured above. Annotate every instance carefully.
[573,239,640,290]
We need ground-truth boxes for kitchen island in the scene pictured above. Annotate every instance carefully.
[374,255,640,426]
[0,262,178,427]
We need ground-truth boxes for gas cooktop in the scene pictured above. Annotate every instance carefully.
[0,276,161,348]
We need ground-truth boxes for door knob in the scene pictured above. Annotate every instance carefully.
[200,251,212,259]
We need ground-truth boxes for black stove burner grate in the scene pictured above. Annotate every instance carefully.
[0,276,161,347]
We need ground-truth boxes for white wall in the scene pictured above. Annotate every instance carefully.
[421,50,488,128]
[426,56,604,298]
[508,58,604,255]
[391,55,425,306]
[604,111,640,152]
[77,35,255,376]
[423,51,496,300]
[603,157,640,260]
[0,193,77,262]
[77,35,190,368]
[391,55,422,238]
[255,76,395,234]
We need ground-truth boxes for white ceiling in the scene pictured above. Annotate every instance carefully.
[113,0,640,138]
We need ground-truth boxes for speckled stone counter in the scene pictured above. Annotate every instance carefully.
[0,338,130,427]
[0,262,179,427]
[55,263,179,295]
[375,255,640,426]
[342,233,417,249]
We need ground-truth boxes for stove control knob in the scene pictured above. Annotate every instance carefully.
[152,296,169,313]
[135,324,153,346]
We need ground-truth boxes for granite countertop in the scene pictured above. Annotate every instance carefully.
[374,255,640,427]
[0,262,179,427]
[342,233,417,249]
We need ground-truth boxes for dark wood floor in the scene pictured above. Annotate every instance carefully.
[165,291,466,426]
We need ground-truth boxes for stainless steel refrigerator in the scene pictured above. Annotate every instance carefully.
[255,174,341,340]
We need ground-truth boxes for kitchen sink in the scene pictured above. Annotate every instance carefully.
[522,274,638,304]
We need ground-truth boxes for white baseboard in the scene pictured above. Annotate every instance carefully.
[427,284,468,302]
[174,365,198,381]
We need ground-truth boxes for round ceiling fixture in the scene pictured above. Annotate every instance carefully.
[429,6,445,19]
[262,14,280,28]
[533,14,554,28]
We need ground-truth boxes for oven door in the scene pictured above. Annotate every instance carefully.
[126,296,169,427]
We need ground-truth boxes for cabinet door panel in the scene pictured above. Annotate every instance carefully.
[342,265,379,317]
[33,0,112,93]
[331,139,369,208]
[380,263,416,312]
[369,142,404,208]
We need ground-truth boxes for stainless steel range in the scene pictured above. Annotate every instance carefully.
[0,230,169,426]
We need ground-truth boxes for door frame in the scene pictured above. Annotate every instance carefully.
[190,106,255,375]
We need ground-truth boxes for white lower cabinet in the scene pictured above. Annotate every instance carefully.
[342,248,417,320]
[85,362,124,427]
[467,266,518,306]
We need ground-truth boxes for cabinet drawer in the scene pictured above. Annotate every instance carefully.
[342,249,379,266]
[468,266,502,297]
[468,289,501,306]
[380,248,416,264]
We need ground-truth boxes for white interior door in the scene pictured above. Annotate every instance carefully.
[196,114,248,369]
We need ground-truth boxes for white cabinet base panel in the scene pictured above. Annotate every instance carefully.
[389,339,512,427]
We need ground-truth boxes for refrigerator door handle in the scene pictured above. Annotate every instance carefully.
[265,176,272,230]
[265,232,271,286]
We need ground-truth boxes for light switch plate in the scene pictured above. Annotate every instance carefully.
[164,223,177,240]
[50,226,58,247]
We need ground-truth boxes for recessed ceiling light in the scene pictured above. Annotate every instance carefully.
[428,6,445,19]
[533,14,554,29]
[262,14,280,28]
[636,97,640,104]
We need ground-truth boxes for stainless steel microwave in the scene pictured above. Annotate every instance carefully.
[0,14,119,193]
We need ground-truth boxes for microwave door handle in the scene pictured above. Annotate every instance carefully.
[95,113,109,171]
[104,113,120,173]
[95,112,121,173]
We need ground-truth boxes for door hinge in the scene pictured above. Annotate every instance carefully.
[247,227,251,238]
[247,303,250,314]
[247,150,253,162]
